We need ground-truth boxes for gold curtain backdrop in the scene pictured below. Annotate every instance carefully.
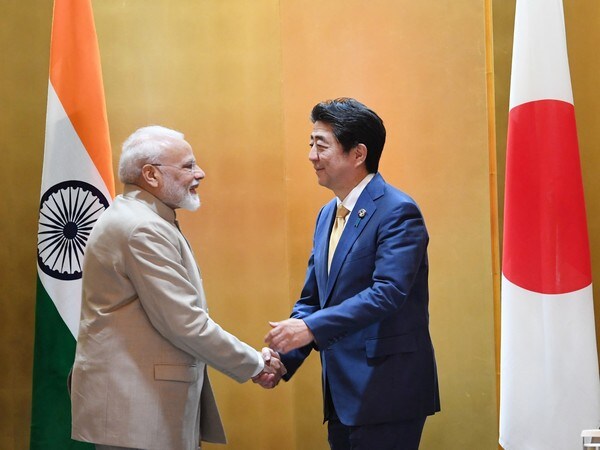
[1,1,599,449]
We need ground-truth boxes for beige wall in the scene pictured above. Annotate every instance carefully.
[280,2,497,448]
[9,1,599,449]
[1,1,53,449]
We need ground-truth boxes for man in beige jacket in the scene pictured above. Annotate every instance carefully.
[70,126,284,450]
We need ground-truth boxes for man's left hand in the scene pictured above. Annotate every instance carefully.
[265,318,314,354]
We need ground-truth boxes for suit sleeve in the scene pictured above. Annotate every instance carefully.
[124,221,262,383]
[303,200,428,349]
[279,249,320,379]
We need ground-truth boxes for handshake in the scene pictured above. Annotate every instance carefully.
[251,347,287,389]
[251,318,315,389]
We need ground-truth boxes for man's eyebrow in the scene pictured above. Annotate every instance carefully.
[310,133,328,141]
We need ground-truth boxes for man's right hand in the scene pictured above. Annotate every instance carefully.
[252,347,287,389]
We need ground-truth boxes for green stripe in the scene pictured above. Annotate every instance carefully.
[30,276,94,450]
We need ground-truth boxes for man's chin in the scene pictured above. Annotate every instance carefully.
[180,195,201,211]
[315,172,328,185]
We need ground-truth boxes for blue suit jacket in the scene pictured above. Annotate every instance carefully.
[282,173,440,426]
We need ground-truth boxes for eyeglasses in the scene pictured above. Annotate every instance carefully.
[151,163,203,174]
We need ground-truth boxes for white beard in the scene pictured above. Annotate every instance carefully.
[179,192,201,211]
[162,178,201,211]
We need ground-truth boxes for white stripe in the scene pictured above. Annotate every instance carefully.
[40,82,112,200]
[499,276,600,449]
[509,0,573,109]
[37,82,112,339]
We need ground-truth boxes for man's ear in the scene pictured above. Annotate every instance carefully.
[353,143,368,167]
[141,164,160,188]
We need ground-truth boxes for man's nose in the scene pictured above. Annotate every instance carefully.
[308,145,318,162]
[194,166,205,179]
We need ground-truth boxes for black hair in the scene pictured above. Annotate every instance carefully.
[310,97,386,173]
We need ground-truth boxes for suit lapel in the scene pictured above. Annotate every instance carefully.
[315,201,337,305]
[323,174,386,306]
[323,196,376,304]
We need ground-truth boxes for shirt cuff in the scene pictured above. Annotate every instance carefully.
[251,350,265,378]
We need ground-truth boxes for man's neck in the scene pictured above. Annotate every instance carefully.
[333,171,371,201]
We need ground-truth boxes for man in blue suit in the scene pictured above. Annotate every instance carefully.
[266,98,440,449]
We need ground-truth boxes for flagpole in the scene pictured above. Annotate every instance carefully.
[483,0,503,448]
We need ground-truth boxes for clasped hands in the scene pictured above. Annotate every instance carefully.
[251,348,287,389]
[252,318,314,389]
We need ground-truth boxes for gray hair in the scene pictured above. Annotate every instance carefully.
[118,125,186,184]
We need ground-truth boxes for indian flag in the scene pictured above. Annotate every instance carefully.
[499,0,600,449]
[30,0,114,448]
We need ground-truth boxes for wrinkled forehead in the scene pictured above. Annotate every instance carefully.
[161,138,194,162]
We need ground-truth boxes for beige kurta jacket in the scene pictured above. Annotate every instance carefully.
[71,185,261,450]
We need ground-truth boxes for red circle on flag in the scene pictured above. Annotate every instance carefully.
[503,99,591,294]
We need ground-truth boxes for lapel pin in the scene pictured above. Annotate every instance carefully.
[355,209,367,227]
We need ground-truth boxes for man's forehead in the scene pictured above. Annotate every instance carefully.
[164,141,195,161]
[311,121,335,140]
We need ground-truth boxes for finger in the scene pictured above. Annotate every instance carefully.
[254,372,273,385]
[273,360,285,375]
[260,374,275,388]
[277,338,287,354]
[264,347,278,356]
[275,345,285,354]
[269,359,280,370]
[269,321,280,328]
[261,372,281,388]
[261,347,272,364]
[264,329,278,344]
[267,339,283,353]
